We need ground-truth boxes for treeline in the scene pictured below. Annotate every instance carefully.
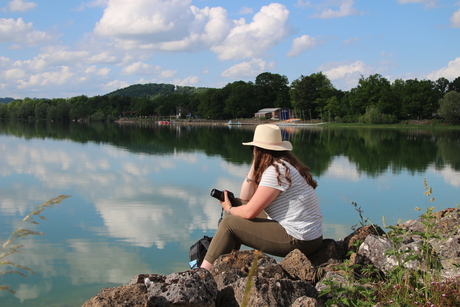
[1,72,459,123]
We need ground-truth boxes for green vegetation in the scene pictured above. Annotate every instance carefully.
[319,180,460,306]
[0,72,459,124]
[0,195,69,294]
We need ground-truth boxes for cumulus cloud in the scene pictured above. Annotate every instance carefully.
[319,60,372,90]
[221,58,275,78]
[120,62,162,75]
[212,3,291,60]
[94,1,290,61]
[0,18,55,46]
[397,0,439,7]
[311,0,363,19]
[294,0,312,8]
[17,66,75,88]
[173,75,200,86]
[287,35,319,57]
[74,0,108,11]
[85,65,111,77]
[427,57,460,81]
[3,0,37,13]
[238,6,253,14]
[451,8,460,27]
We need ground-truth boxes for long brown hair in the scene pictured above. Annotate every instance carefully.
[252,147,317,189]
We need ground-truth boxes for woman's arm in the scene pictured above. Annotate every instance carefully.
[239,163,256,201]
[222,186,280,219]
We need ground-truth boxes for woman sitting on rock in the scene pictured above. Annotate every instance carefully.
[201,124,323,271]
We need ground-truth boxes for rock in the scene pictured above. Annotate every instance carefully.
[210,250,286,290]
[292,296,326,307]
[81,284,148,307]
[343,224,386,254]
[355,234,395,273]
[82,208,460,307]
[147,269,217,307]
[231,276,318,307]
[307,238,345,266]
[280,249,322,284]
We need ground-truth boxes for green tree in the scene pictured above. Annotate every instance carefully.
[347,74,395,117]
[255,72,290,109]
[290,72,335,119]
[198,89,227,119]
[223,81,257,118]
[34,100,49,119]
[0,103,7,118]
[400,79,438,119]
[449,76,460,92]
[435,77,450,96]
[437,91,460,123]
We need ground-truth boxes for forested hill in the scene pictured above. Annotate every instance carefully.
[0,97,15,103]
[106,83,209,98]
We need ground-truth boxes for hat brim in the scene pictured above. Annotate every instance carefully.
[242,140,292,151]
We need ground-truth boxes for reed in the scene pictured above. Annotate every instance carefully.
[0,195,70,294]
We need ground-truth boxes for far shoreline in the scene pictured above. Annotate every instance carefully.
[114,118,460,129]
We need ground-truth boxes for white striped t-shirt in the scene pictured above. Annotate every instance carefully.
[259,161,323,241]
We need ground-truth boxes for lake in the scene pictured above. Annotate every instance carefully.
[0,120,459,306]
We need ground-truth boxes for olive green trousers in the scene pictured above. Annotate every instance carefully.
[204,212,323,264]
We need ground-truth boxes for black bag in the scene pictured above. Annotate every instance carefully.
[189,235,212,269]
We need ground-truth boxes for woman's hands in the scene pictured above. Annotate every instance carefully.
[220,186,280,220]
[220,190,233,214]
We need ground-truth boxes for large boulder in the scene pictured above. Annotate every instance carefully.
[210,250,286,290]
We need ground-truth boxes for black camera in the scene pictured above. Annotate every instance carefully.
[210,189,240,207]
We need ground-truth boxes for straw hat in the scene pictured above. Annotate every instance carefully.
[243,124,292,151]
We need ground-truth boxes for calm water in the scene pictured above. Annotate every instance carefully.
[0,121,459,306]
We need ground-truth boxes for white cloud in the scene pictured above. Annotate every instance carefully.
[120,62,161,75]
[94,0,198,45]
[160,69,177,78]
[427,57,460,81]
[221,58,274,78]
[0,18,55,46]
[294,0,312,8]
[87,52,119,64]
[397,0,439,7]
[311,0,363,19]
[17,66,75,88]
[102,79,129,92]
[3,0,37,13]
[343,37,359,46]
[174,75,200,85]
[93,1,290,61]
[238,6,253,14]
[451,8,460,27]
[3,68,26,80]
[287,35,319,57]
[319,60,372,90]
[211,3,291,60]
[74,0,108,11]
[320,60,369,80]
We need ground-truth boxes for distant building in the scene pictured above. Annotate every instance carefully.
[254,108,294,120]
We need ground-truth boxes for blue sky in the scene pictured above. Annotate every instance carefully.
[1,0,459,99]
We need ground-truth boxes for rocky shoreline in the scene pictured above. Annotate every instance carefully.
[82,208,460,306]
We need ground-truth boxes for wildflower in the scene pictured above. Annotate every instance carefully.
[414,207,420,211]
[430,197,435,202]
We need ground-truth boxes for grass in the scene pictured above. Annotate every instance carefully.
[319,179,460,306]
[0,195,70,294]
